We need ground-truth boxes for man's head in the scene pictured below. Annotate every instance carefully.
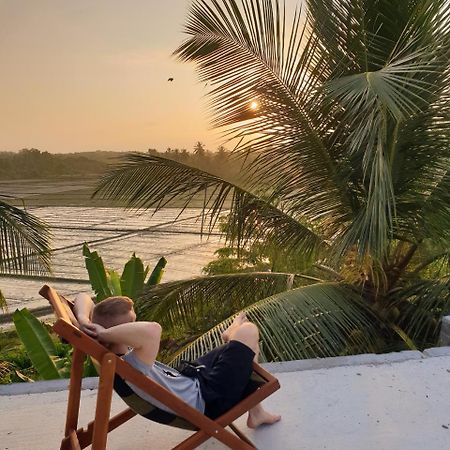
[92,296,136,329]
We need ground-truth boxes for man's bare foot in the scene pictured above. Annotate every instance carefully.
[222,312,248,342]
[247,408,281,429]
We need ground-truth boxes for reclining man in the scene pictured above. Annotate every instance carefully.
[74,293,281,428]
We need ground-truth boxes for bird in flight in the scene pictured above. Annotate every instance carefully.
[168,77,174,82]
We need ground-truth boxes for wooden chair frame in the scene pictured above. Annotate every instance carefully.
[39,285,280,450]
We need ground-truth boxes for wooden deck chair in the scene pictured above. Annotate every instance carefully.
[39,285,280,450]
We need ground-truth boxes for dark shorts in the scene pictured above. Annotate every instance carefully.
[193,340,256,419]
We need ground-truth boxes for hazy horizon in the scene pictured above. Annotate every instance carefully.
[0,146,216,155]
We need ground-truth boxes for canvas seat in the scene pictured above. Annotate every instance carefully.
[39,284,280,449]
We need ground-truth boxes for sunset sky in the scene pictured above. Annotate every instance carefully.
[1,0,299,154]
[0,1,219,154]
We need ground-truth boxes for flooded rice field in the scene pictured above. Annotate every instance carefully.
[0,206,222,314]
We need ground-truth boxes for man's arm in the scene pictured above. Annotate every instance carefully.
[73,293,95,334]
[73,292,161,365]
[95,321,162,366]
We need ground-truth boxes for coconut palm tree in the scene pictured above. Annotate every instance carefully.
[94,0,450,363]
[0,197,51,311]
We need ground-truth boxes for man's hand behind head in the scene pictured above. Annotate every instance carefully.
[80,322,105,339]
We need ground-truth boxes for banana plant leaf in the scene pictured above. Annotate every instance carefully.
[169,283,383,366]
[120,253,145,300]
[146,257,167,287]
[82,244,111,302]
[13,308,62,380]
[107,269,122,296]
[143,264,150,281]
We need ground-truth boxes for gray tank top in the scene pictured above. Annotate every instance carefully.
[122,351,205,415]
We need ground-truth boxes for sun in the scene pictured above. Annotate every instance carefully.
[249,101,259,111]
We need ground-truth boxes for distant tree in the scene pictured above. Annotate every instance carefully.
[0,149,108,179]
[215,145,228,163]
[19,148,41,156]
[179,149,189,163]
[193,141,206,157]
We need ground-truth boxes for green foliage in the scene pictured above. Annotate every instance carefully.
[138,272,298,338]
[83,244,112,301]
[107,269,121,296]
[2,247,166,383]
[83,244,166,302]
[3,313,95,383]
[0,193,51,312]
[0,199,51,277]
[93,0,450,361]
[203,235,318,276]
[203,247,271,275]
[146,257,167,287]
[13,309,66,380]
[170,283,383,366]
[120,254,145,299]
[0,329,27,383]
[0,347,37,384]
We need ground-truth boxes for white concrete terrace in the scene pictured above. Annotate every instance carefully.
[1,346,450,450]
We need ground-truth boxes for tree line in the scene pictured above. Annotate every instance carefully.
[148,142,244,182]
[0,144,243,181]
[0,148,108,179]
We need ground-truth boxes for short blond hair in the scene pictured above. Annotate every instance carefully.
[92,296,134,327]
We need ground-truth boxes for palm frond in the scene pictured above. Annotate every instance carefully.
[308,0,449,74]
[137,271,300,338]
[0,201,52,275]
[169,282,382,365]
[411,248,449,276]
[320,0,450,260]
[389,276,450,347]
[174,0,450,266]
[417,169,450,241]
[394,102,450,243]
[175,0,355,236]
[93,153,326,256]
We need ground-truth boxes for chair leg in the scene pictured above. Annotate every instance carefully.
[91,353,116,450]
[60,408,137,450]
[68,430,82,450]
[230,423,257,448]
[173,426,255,450]
[65,348,86,437]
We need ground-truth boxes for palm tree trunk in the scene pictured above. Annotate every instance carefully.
[387,242,419,291]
